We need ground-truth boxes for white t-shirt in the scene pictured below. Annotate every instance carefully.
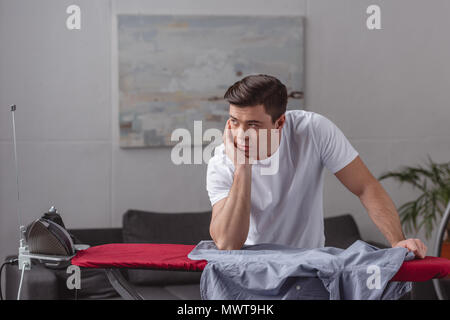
[206,110,359,249]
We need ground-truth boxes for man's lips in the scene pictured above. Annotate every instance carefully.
[236,143,249,151]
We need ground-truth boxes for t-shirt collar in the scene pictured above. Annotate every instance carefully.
[253,127,284,166]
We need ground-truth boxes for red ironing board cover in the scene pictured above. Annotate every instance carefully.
[71,243,207,271]
[71,243,450,282]
[391,256,450,282]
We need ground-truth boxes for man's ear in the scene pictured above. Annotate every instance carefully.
[276,114,286,129]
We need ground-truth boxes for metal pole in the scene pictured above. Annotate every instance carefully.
[11,105,30,273]
[432,201,450,300]
[10,105,23,229]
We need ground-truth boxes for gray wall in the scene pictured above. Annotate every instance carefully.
[1,0,449,264]
[307,0,450,249]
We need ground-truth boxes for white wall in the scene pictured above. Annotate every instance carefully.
[1,0,449,264]
[0,0,114,262]
[306,0,450,248]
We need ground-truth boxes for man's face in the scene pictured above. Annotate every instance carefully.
[228,104,285,160]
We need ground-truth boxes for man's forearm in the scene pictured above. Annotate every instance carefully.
[210,165,252,250]
[359,181,406,246]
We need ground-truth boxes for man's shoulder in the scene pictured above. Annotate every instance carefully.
[211,143,226,160]
[207,143,233,168]
[284,109,318,135]
[206,143,235,183]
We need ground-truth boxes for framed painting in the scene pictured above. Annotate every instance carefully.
[118,15,304,148]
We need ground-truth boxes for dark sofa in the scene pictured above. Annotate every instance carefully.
[4,210,428,300]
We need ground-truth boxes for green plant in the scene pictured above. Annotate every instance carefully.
[378,155,450,240]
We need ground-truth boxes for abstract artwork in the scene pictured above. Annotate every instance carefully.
[118,15,304,148]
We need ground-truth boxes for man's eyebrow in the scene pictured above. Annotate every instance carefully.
[229,115,262,123]
[247,120,262,124]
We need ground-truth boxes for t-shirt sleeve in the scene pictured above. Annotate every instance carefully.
[206,152,234,207]
[310,113,359,174]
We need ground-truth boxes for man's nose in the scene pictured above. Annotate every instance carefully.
[235,127,257,145]
[235,127,248,143]
[234,125,243,136]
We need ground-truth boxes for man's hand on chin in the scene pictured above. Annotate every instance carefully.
[392,238,428,259]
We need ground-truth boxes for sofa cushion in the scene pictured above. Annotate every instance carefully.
[164,284,201,300]
[54,266,120,300]
[69,228,123,246]
[132,285,183,300]
[122,209,212,285]
[324,214,362,249]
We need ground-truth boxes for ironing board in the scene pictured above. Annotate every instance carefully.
[71,243,450,300]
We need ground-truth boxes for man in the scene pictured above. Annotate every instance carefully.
[206,74,427,259]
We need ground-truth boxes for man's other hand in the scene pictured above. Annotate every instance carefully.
[392,238,428,259]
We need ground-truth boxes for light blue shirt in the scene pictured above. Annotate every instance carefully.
[188,240,414,300]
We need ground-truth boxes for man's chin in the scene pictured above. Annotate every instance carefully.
[240,149,271,160]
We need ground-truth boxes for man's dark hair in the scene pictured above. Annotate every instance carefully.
[223,74,287,123]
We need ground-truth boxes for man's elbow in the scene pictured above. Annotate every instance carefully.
[211,233,244,250]
[216,240,243,251]
[209,221,245,250]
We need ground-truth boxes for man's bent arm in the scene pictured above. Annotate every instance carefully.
[334,156,406,246]
[209,165,252,250]
[359,181,406,246]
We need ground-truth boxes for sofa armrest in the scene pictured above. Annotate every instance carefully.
[4,256,60,300]
[3,254,120,300]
